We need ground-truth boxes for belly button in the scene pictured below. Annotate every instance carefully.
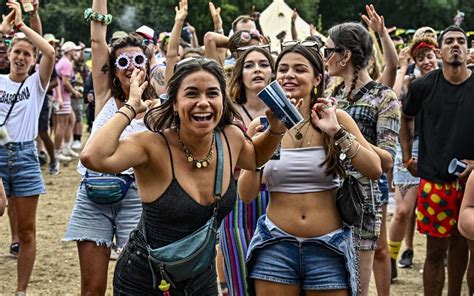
[301,215,306,220]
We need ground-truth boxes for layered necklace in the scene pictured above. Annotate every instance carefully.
[289,119,312,148]
[176,128,215,169]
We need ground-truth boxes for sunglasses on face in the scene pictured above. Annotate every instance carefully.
[142,38,157,46]
[324,47,344,59]
[0,38,11,48]
[115,52,148,70]
[235,44,271,59]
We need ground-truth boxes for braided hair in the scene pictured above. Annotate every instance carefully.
[328,22,373,100]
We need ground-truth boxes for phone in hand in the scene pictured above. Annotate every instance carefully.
[21,0,34,13]
[260,116,269,131]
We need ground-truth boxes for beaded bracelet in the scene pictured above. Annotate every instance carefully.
[268,129,285,137]
[116,110,131,125]
[84,8,113,26]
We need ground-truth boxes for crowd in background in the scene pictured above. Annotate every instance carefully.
[1,0,474,295]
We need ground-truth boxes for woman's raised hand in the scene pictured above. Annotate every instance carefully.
[361,4,386,34]
[311,97,341,137]
[0,10,15,34]
[6,0,23,27]
[175,0,188,22]
[128,69,150,113]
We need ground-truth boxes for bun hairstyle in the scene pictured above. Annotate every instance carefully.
[275,44,344,177]
[328,22,373,100]
[144,57,242,132]
[109,34,155,102]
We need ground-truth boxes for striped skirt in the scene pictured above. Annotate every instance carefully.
[219,189,270,296]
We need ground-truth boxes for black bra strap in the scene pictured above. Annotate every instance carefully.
[158,131,175,178]
[221,130,233,177]
[241,105,253,121]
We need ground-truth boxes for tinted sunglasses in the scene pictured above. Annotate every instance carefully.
[282,40,321,51]
[235,44,270,58]
[142,38,157,46]
[173,56,213,73]
[115,52,148,70]
[324,47,344,59]
[0,38,11,48]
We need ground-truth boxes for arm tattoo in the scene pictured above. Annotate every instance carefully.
[101,63,109,75]
[152,68,165,86]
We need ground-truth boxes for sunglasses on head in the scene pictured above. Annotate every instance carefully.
[142,38,157,46]
[235,44,271,58]
[173,56,213,73]
[115,52,148,70]
[282,40,321,51]
[323,47,344,59]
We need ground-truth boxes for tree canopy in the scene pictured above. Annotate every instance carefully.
[25,0,474,44]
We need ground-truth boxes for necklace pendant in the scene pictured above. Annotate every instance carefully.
[202,161,208,168]
[196,162,202,169]
[295,130,303,140]
[339,153,347,161]
[187,156,194,162]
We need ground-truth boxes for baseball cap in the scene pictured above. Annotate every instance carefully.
[44,33,59,43]
[414,26,437,39]
[136,25,158,44]
[61,41,82,53]
[110,31,128,44]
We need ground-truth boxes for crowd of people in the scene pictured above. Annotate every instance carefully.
[1,0,474,295]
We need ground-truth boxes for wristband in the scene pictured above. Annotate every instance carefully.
[268,129,285,137]
[214,29,224,34]
[16,22,24,30]
[123,103,137,118]
[404,157,416,168]
[116,110,131,125]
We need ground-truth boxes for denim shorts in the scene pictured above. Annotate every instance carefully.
[64,179,142,247]
[246,215,357,295]
[393,139,420,186]
[378,173,389,204]
[0,141,45,197]
[113,229,218,295]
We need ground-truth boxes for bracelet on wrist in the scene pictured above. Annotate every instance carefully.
[84,8,113,26]
[347,141,361,159]
[333,125,347,141]
[123,103,137,118]
[268,129,285,137]
[16,22,25,30]
[116,110,131,125]
[214,29,224,34]
[403,157,416,168]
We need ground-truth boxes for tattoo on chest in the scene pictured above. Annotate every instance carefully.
[101,64,109,75]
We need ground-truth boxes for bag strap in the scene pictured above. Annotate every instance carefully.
[212,129,223,217]
[0,78,27,127]
[351,81,377,102]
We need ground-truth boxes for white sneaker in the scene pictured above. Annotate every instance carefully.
[56,153,72,162]
[63,147,79,158]
[71,140,82,150]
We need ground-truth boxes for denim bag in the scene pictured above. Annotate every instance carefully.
[143,130,223,292]
[83,171,134,204]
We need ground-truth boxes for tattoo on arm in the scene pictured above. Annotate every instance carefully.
[101,64,109,75]
[152,69,165,86]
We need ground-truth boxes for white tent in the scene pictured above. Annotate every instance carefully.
[259,0,326,52]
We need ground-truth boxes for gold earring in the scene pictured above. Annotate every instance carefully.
[313,86,318,96]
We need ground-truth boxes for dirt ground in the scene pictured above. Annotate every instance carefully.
[0,152,469,295]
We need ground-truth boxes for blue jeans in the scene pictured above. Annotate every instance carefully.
[0,141,45,196]
[113,228,218,295]
[247,215,357,295]
[64,180,142,247]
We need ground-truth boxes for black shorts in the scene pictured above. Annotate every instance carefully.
[38,95,51,133]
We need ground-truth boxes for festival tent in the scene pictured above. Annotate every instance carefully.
[259,0,326,52]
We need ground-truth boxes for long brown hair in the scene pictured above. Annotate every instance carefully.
[144,57,242,132]
[276,44,344,177]
[227,46,275,105]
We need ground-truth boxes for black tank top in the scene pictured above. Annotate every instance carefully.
[138,130,237,248]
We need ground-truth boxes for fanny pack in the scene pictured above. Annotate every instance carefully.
[82,171,134,204]
[143,130,223,292]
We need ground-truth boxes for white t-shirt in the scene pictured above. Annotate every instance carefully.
[77,97,147,176]
[0,72,48,142]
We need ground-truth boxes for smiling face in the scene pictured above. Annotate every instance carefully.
[439,31,468,67]
[173,70,223,135]
[242,50,273,93]
[114,46,147,91]
[276,52,320,101]
[414,49,438,75]
[8,40,36,77]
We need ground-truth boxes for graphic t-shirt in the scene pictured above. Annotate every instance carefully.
[0,72,48,142]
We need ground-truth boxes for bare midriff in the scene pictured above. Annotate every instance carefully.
[266,190,342,238]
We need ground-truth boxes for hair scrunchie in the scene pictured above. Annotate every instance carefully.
[84,8,113,26]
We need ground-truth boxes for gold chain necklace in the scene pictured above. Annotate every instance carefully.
[177,128,215,169]
[292,119,310,140]
[290,120,311,148]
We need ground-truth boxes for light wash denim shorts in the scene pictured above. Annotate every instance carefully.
[64,179,142,247]
[246,215,357,295]
[393,139,420,186]
[0,141,45,197]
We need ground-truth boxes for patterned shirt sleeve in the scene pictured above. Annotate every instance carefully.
[376,88,400,160]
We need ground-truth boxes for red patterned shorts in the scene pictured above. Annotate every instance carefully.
[416,179,464,238]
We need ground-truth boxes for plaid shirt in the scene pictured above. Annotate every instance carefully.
[336,82,400,208]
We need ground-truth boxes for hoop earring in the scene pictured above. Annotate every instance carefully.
[113,77,121,88]
[339,60,346,67]
[313,86,318,96]
[173,111,178,117]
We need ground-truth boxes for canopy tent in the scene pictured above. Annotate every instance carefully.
[259,0,326,52]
